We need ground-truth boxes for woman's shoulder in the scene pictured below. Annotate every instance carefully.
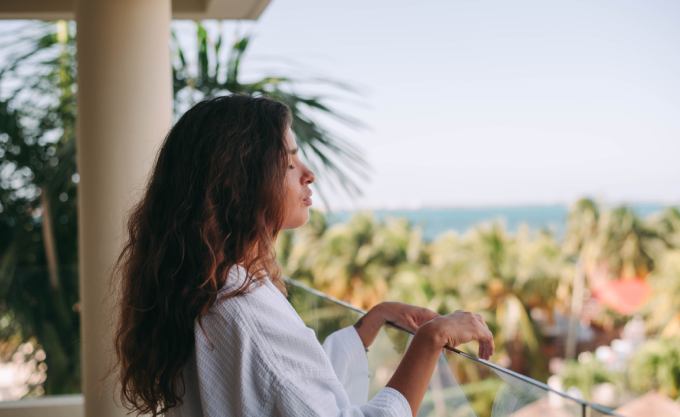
[205,264,304,329]
[219,263,260,292]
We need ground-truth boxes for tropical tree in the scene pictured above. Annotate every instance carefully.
[564,198,600,259]
[0,21,79,395]
[281,215,564,378]
[281,212,426,309]
[460,223,549,377]
[645,249,680,336]
[594,206,661,279]
[563,199,666,356]
[563,198,600,358]
[650,207,680,251]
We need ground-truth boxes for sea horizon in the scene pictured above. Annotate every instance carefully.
[322,201,677,241]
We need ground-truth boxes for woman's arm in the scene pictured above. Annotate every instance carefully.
[387,311,494,417]
[352,304,386,349]
[354,304,494,416]
[353,302,439,349]
[385,326,442,417]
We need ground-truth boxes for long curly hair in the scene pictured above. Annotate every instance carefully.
[112,95,292,416]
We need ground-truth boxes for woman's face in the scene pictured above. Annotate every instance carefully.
[281,128,315,229]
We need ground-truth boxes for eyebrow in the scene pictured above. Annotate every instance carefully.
[288,147,299,155]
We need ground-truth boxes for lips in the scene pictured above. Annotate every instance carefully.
[303,191,313,206]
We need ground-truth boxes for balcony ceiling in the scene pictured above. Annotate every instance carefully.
[0,0,270,20]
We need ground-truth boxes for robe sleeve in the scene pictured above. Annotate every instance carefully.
[322,325,371,406]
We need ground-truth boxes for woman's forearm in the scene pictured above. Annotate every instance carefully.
[386,325,442,417]
[353,304,386,349]
[354,303,443,415]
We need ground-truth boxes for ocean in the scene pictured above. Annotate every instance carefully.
[325,203,670,241]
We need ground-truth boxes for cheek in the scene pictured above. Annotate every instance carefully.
[283,196,309,228]
[284,175,296,204]
[282,174,304,222]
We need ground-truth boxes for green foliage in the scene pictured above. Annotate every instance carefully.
[559,353,619,400]
[558,337,680,402]
[0,21,80,395]
[280,202,680,385]
[627,338,680,398]
[280,213,567,378]
[566,198,666,280]
[645,250,680,336]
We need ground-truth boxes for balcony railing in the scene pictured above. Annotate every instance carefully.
[286,279,623,417]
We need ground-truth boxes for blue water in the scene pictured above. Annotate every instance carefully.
[325,203,669,241]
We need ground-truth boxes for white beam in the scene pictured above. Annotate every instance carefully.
[0,0,270,20]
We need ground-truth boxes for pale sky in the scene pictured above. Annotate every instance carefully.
[237,0,680,209]
[2,1,679,210]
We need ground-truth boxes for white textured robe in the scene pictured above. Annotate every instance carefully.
[166,264,411,417]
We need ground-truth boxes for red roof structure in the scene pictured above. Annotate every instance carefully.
[591,278,651,315]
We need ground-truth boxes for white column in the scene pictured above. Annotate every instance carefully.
[75,0,172,416]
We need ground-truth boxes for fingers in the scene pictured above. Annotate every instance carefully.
[404,306,495,360]
[448,310,494,360]
[474,313,494,359]
[477,329,494,360]
[478,342,487,359]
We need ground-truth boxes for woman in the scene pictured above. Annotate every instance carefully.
[113,95,494,417]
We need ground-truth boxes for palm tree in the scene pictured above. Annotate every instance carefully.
[595,206,660,279]
[645,249,680,337]
[464,223,547,377]
[650,207,680,252]
[280,212,427,310]
[563,198,600,359]
[564,198,600,258]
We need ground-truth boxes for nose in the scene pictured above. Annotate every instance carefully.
[302,165,315,185]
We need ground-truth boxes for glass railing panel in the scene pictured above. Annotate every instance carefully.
[367,321,586,417]
[286,279,623,417]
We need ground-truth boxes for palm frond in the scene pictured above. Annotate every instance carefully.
[171,26,370,208]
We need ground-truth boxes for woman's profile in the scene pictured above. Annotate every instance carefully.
[113,94,494,417]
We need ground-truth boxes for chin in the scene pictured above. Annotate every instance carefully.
[283,211,310,230]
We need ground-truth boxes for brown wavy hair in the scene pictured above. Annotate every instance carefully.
[112,95,291,416]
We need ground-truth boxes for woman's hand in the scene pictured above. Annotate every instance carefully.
[387,310,495,416]
[376,302,439,333]
[417,310,495,360]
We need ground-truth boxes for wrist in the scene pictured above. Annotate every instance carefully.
[415,319,447,348]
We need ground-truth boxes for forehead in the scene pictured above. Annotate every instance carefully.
[285,128,298,149]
